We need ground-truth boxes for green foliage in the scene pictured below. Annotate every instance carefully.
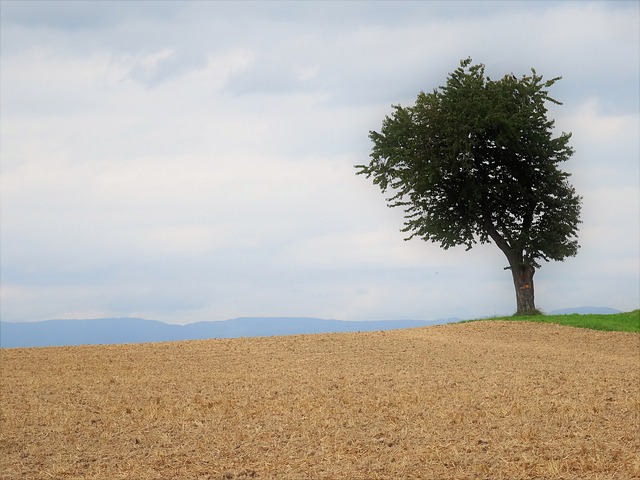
[496,310,640,333]
[356,58,582,269]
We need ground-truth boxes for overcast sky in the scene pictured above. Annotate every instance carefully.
[1,1,638,324]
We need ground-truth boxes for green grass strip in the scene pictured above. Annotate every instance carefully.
[492,310,640,333]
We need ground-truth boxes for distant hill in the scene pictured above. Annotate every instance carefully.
[0,316,460,349]
[548,307,621,315]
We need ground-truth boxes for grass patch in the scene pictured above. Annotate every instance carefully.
[494,309,639,333]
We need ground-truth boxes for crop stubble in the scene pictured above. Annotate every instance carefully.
[1,321,638,479]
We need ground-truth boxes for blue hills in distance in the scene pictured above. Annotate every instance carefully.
[547,306,620,315]
[0,307,621,349]
[0,316,460,349]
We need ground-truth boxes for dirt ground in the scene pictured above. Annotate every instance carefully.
[1,321,639,479]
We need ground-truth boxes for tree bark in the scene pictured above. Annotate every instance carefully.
[511,263,537,315]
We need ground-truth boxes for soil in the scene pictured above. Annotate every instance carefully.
[1,321,638,479]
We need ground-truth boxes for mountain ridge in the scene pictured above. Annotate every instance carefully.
[1,306,621,348]
[0,316,459,348]
[547,306,621,315]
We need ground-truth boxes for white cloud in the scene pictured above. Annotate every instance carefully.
[1,1,638,323]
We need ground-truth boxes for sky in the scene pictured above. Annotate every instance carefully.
[1,1,638,324]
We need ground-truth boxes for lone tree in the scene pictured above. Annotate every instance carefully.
[356,59,581,315]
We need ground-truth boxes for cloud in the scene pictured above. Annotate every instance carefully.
[1,1,638,323]
[127,48,206,87]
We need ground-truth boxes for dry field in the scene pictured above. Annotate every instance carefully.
[1,321,639,480]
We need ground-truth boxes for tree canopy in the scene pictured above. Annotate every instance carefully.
[356,58,582,315]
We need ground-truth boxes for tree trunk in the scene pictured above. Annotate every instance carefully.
[511,263,537,315]
[481,217,539,315]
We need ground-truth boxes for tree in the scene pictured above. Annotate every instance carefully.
[356,59,582,315]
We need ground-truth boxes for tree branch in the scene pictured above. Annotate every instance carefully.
[483,216,518,265]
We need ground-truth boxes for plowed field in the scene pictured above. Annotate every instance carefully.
[1,321,639,479]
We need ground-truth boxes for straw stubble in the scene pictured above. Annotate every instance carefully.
[1,321,638,479]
